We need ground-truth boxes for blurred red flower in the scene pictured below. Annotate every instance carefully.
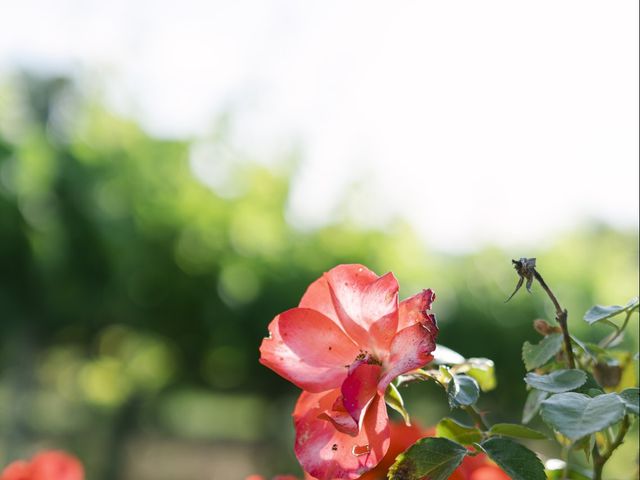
[1,451,84,480]
[260,264,438,479]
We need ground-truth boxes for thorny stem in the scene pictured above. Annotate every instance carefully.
[531,269,576,369]
[463,405,489,431]
[592,415,631,480]
[510,259,576,369]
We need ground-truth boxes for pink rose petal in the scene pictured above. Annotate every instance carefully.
[260,308,359,392]
[294,390,390,480]
[377,321,437,393]
[325,265,399,355]
[341,361,382,425]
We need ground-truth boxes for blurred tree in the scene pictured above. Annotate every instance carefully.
[0,73,637,479]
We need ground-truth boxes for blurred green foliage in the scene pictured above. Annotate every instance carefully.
[0,73,637,479]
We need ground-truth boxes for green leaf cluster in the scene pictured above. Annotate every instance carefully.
[388,435,546,480]
[391,345,548,480]
[518,293,639,479]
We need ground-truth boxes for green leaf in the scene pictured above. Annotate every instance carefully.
[465,358,497,392]
[524,369,587,393]
[584,297,639,325]
[571,338,614,364]
[480,437,546,480]
[522,334,564,371]
[388,437,468,480]
[436,417,483,445]
[447,374,480,408]
[385,383,411,425]
[489,423,547,440]
[522,389,549,424]
[573,372,604,395]
[618,388,639,416]
[438,364,454,384]
[540,392,626,440]
[449,358,497,392]
[571,335,595,358]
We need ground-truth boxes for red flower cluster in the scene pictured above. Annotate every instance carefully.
[1,451,84,480]
[248,421,509,480]
[260,264,438,479]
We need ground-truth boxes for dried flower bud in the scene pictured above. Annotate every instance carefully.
[593,362,622,388]
[533,319,561,336]
[505,257,537,302]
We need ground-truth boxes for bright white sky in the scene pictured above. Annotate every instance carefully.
[1,0,638,252]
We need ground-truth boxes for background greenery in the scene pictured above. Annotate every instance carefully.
[0,73,637,479]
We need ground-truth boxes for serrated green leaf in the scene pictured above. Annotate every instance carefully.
[540,392,626,440]
[386,383,411,425]
[447,374,480,408]
[522,334,564,370]
[524,369,587,393]
[522,389,549,424]
[618,388,639,416]
[387,437,467,480]
[489,423,547,440]
[436,417,483,445]
[480,437,546,480]
[584,297,639,325]
[574,372,604,395]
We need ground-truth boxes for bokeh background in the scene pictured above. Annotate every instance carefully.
[0,2,638,479]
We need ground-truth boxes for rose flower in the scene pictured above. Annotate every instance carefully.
[260,264,438,479]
